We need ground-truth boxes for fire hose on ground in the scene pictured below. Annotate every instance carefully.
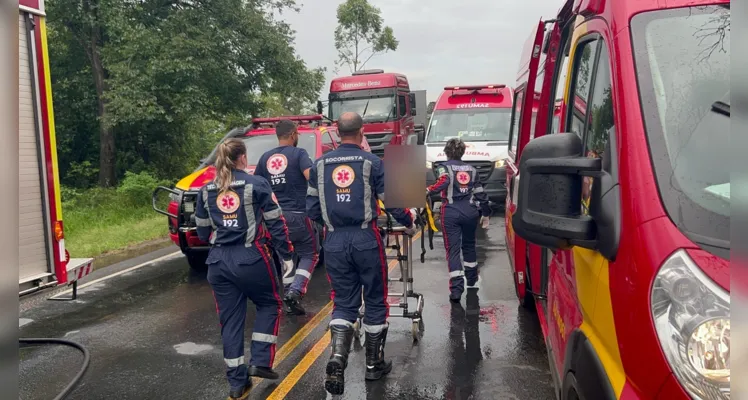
[19,338,91,400]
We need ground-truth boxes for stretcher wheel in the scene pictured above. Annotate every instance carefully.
[411,319,424,342]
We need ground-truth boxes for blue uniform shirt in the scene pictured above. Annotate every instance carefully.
[195,170,294,259]
[306,143,414,231]
[427,160,491,216]
[254,145,313,213]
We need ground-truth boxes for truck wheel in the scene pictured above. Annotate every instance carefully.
[185,250,208,271]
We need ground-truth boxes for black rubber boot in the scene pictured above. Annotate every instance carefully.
[364,324,392,381]
[248,365,279,380]
[228,378,251,399]
[325,324,355,395]
[284,290,306,315]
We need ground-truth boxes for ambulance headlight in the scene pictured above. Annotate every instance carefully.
[426,161,433,169]
[495,159,505,168]
[651,249,730,400]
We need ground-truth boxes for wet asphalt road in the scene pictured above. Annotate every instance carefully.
[19,211,554,400]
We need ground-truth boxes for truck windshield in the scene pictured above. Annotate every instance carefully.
[426,108,511,143]
[329,96,396,123]
[631,4,730,253]
[203,133,317,166]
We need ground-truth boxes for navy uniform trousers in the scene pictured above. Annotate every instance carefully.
[206,245,282,391]
[324,227,389,329]
[282,211,319,295]
[440,201,480,295]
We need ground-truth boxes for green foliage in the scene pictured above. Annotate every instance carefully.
[334,0,398,73]
[116,171,174,207]
[47,0,326,189]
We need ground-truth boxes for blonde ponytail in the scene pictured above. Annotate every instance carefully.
[214,138,246,194]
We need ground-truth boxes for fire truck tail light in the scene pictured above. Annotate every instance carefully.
[651,249,730,399]
[54,221,64,241]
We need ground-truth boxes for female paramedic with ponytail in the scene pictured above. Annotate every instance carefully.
[195,138,295,400]
[427,138,490,303]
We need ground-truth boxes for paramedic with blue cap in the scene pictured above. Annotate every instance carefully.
[427,138,490,303]
[255,119,319,316]
[307,111,418,395]
[195,138,295,400]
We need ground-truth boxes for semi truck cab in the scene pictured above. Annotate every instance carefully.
[323,69,422,158]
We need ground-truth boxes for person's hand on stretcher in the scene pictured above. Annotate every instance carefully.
[376,200,420,236]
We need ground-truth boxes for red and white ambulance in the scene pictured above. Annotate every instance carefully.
[424,85,514,205]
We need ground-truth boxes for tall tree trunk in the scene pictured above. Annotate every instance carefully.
[91,45,114,187]
[84,0,115,187]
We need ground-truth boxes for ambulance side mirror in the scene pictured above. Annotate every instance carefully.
[409,93,417,116]
[512,132,599,250]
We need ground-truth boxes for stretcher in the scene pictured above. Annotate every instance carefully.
[352,199,438,342]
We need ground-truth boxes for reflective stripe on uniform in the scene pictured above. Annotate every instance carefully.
[307,186,318,197]
[329,319,354,328]
[263,208,281,220]
[243,184,256,247]
[474,186,484,193]
[202,186,217,245]
[450,270,465,278]
[446,167,455,204]
[295,269,311,279]
[361,159,373,229]
[317,160,334,232]
[224,356,245,367]
[252,332,278,344]
[195,216,212,227]
[464,261,478,268]
[363,323,387,333]
[377,192,385,202]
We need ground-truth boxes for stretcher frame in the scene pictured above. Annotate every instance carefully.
[352,202,437,342]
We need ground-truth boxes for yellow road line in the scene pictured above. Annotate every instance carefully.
[273,301,334,367]
[267,332,332,400]
[266,232,421,399]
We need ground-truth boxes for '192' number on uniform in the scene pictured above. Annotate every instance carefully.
[336,194,351,203]
[271,177,286,185]
[223,219,239,227]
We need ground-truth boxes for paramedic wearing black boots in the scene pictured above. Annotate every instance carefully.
[427,138,491,303]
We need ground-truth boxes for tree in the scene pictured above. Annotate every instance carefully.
[333,0,398,73]
[48,0,326,187]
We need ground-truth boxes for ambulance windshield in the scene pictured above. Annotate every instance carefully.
[632,4,730,252]
[426,108,511,143]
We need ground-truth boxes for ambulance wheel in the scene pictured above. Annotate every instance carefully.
[185,250,208,270]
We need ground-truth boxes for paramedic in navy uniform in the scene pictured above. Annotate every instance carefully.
[427,138,490,303]
[254,119,319,315]
[195,138,295,400]
[307,111,418,395]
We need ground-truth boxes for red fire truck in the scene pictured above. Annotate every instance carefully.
[320,69,425,158]
[153,115,342,269]
[18,0,94,297]
[506,0,729,399]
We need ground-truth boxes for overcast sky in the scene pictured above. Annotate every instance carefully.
[280,0,563,102]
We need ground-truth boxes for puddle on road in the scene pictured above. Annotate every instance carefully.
[174,342,213,355]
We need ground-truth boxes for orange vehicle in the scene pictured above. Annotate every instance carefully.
[505,0,729,399]
[153,115,342,269]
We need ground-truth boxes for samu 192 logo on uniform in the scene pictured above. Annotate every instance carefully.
[216,190,241,214]
[267,154,288,175]
[332,165,355,188]
[456,171,471,185]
